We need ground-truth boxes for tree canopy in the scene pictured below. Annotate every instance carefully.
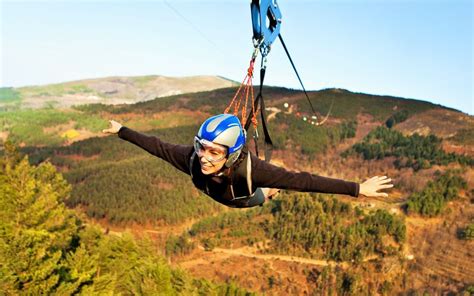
[0,144,256,295]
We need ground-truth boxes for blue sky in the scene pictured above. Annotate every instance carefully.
[1,0,472,114]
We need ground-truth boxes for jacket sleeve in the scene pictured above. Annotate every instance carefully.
[250,154,359,197]
[118,126,194,175]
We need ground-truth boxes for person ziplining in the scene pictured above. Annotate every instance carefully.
[102,0,393,208]
[102,114,393,208]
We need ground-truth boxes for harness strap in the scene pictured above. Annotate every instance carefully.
[245,152,253,195]
[189,152,196,178]
[228,150,253,199]
[244,59,273,162]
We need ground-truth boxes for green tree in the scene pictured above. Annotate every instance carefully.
[407,171,467,217]
[0,153,81,293]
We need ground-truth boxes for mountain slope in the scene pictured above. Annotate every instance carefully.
[1,75,238,109]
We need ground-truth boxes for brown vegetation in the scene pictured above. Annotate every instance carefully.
[405,199,474,292]
[396,108,474,139]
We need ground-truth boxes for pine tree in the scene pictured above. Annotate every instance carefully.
[0,154,79,293]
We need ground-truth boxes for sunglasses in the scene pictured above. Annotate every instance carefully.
[193,136,228,163]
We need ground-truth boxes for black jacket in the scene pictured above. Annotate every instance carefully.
[118,127,359,207]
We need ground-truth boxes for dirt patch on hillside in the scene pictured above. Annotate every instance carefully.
[405,199,474,293]
[394,107,474,160]
[176,248,326,295]
[395,108,474,139]
[201,245,343,267]
[442,141,474,157]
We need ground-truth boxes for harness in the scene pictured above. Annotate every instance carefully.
[189,149,266,208]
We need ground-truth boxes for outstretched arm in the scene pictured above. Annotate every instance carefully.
[251,154,359,197]
[102,120,194,174]
[251,154,393,198]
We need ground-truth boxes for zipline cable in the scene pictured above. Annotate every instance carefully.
[163,0,228,58]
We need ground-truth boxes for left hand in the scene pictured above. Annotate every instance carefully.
[359,176,393,198]
[102,120,123,134]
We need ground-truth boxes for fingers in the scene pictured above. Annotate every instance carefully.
[362,176,394,198]
[369,176,392,184]
[102,120,115,134]
[374,181,394,192]
[368,176,388,181]
[377,178,392,185]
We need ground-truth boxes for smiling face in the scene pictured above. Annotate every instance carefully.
[194,137,228,175]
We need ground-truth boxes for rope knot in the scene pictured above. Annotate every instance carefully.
[247,67,254,77]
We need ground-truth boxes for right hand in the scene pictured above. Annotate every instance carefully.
[359,176,393,198]
[102,120,123,134]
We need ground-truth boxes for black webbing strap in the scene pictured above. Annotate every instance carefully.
[244,58,273,162]
[258,66,273,162]
[278,33,318,115]
[240,34,323,162]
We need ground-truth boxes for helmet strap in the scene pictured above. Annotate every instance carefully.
[225,150,241,167]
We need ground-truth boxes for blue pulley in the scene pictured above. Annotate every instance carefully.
[250,0,282,56]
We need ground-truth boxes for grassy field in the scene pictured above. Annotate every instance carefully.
[0,109,107,145]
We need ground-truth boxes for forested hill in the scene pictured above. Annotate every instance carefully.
[1,85,473,294]
[1,85,472,148]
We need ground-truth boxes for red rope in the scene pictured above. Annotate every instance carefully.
[224,56,258,129]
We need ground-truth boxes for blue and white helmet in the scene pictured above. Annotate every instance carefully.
[197,114,246,167]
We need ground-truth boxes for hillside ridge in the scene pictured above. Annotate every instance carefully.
[0,75,239,109]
